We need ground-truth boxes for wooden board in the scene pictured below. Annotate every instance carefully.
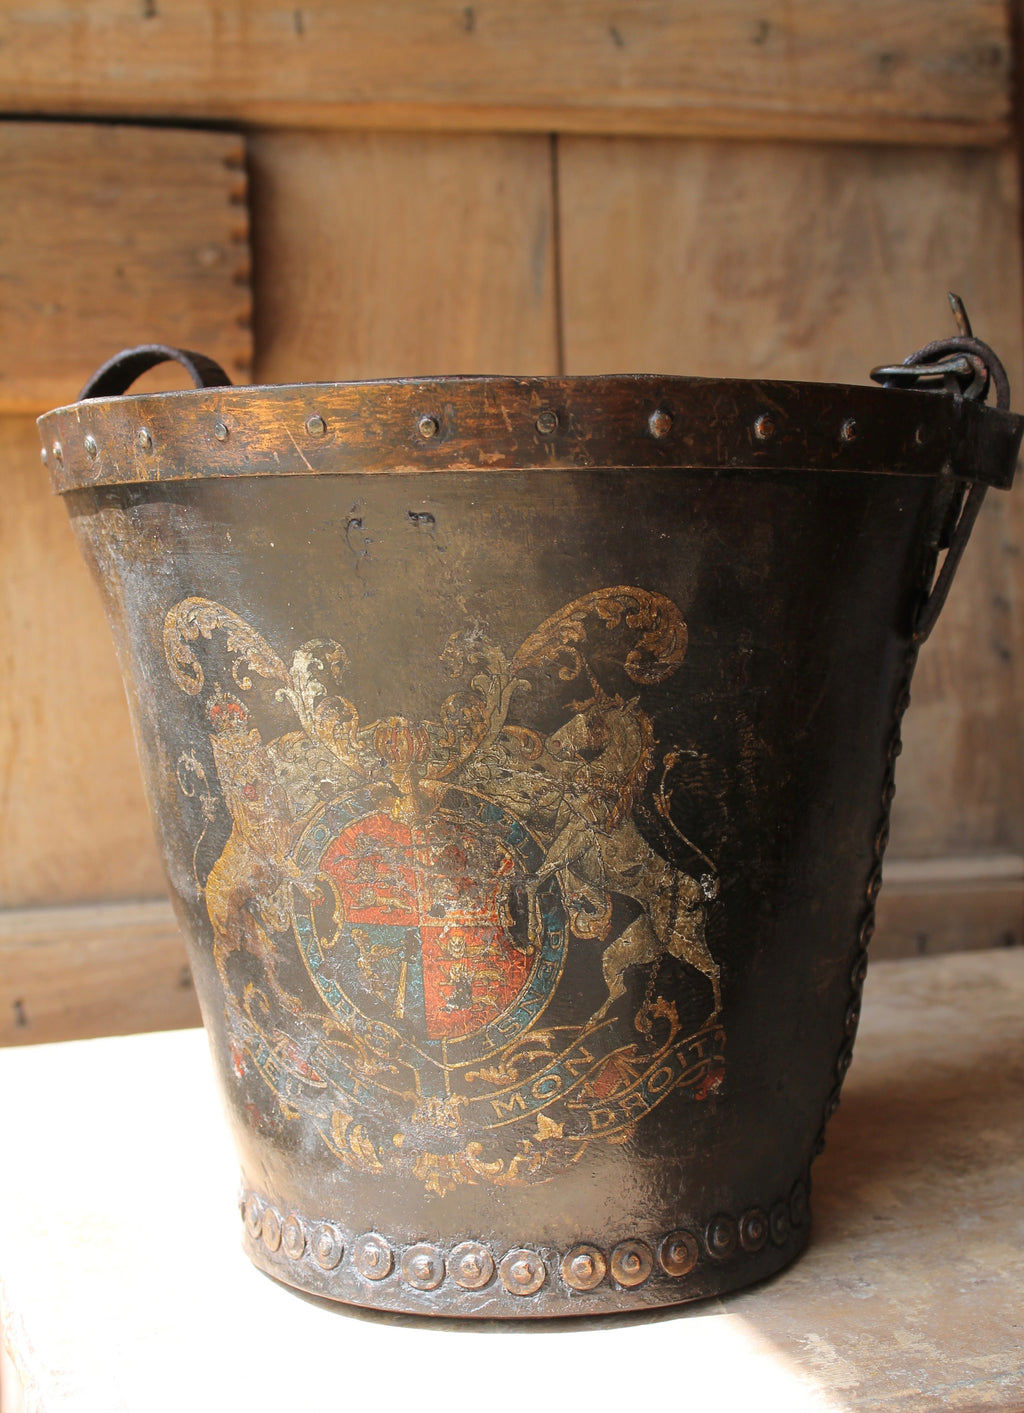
[0,122,252,413]
[248,130,558,383]
[0,901,198,1046]
[0,417,167,908]
[558,137,1024,860]
[0,2,1011,146]
[1,950,1023,1409]
[873,855,1024,957]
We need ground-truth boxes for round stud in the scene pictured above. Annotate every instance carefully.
[738,1208,768,1253]
[311,1223,345,1271]
[704,1214,738,1261]
[500,1248,546,1296]
[305,413,326,438]
[213,420,230,442]
[754,413,774,442]
[535,410,558,435]
[658,1229,699,1277]
[243,1194,263,1239]
[261,1207,282,1253]
[648,408,672,440]
[449,1241,495,1290]
[790,1180,809,1228]
[52,441,64,467]
[83,434,98,460]
[417,415,439,440]
[840,417,858,443]
[281,1214,306,1261]
[353,1233,393,1280]
[137,428,153,451]
[769,1201,791,1246]
[560,1244,607,1291]
[401,1244,445,1291]
[610,1239,653,1288]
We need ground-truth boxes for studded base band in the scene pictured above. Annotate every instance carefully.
[239,1176,810,1317]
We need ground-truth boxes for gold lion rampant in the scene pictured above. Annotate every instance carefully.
[166,586,724,1192]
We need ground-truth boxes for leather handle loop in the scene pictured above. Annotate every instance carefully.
[79,344,233,401]
[913,481,988,645]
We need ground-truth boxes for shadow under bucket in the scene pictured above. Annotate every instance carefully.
[37,321,1023,1318]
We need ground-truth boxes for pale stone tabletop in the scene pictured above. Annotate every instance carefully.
[1,949,1022,1413]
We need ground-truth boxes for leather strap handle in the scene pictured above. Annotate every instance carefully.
[79,344,233,400]
[912,481,987,644]
[871,298,1015,644]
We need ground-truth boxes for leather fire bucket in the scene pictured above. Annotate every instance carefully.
[38,314,1022,1318]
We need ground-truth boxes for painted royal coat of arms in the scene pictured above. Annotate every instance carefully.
[167,587,725,1194]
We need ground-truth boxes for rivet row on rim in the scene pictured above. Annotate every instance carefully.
[51,406,899,487]
[241,1180,808,1296]
[80,406,899,470]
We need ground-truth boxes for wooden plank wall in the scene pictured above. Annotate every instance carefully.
[0,1,1011,144]
[1,0,1022,1043]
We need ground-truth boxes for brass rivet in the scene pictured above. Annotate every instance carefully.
[261,1208,282,1253]
[739,1209,769,1253]
[138,428,153,451]
[536,410,558,435]
[561,1244,607,1291]
[305,413,326,438]
[214,420,230,442]
[610,1240,654,1288]
[659,1230,699,1277]
[353,1233,393,1280]
[311,1223,344,1271]
[648,409,672,439]
[499,1248,546,1296]
[281,1215,306,1261]
[418,415,439,440]
[52,441,64,467]
[840,418,857,443]
[84,434,98,459]
[401,1244,445,1291]
[754,414,774,441]
[450,1241,495,1291]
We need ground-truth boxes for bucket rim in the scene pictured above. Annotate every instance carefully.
[37,372,1024,496]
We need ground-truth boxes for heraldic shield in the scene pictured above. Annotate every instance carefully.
[165,586,726,1199]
